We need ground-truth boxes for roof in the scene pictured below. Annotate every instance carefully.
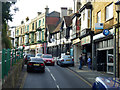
[47,25,57,33]
[52,21,62,33]
[63,16,72,27]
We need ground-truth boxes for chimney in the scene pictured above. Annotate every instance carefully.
[45,5,49,15]
[61,7,67,18]
[37,12,42,16]
[67,7,73,15]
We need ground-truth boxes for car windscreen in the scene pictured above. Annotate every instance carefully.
[37,54,42,56]
[31,58,44,62]
[27,55,35,57]
[62,55,70,58]
[43,55,52,58]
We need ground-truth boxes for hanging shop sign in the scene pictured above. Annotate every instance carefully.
[72,38,81,45]
[30,45,36,50]
[103,29,110,36]
[81,35,91,45]
[36,44,43,48]
[95,23,103,29]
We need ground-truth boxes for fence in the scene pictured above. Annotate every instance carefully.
[2,48,23,80]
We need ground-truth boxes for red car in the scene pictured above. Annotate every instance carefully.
[41,54,55,66]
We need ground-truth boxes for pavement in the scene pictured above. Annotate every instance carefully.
[68,63,114,85]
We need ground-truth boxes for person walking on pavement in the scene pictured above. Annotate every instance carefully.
[79,54,83,70]
[87,56,91,69]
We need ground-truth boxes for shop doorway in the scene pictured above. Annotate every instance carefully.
[107,49,114,74]
[97,50,107,71]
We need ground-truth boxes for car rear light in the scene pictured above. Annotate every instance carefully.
[25,58,27,60]
[72,59,74,61]
[41,63,44,66]
[28,63,32,65]
[61,59,64,61]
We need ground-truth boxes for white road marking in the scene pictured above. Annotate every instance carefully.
[47,66,60,89]
[46,67,50,72]
[51,73,56,81]
[57,85,60,90]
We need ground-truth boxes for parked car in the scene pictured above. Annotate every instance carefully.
[27,57,45,73]
[57,55,74,66]
[35,53,42,58]
[41,54,55,66]
[24,54,35,64]
[92,77,120,90]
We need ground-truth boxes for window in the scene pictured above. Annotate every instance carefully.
[21,28,22,34]
[32,23,34,30]
[17,30,19,35]
[27,25,29,31]
[97,11,101,23]
[39,20,41,27]
[39,31,41,40]
[106,3,113,21]
[42,18,44,26]
[25,26,26,32]
[36,22,37,29]
[83,10,85,21]
[42,31,44,41]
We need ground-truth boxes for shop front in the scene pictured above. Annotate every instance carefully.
[72,38,81,64]
[93,29,114,74]
[30,45,36,55]
[24,46,30,54]
[81,35,92,65]
[36,44,43,54]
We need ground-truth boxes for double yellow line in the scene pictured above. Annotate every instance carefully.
[67,68,92,87]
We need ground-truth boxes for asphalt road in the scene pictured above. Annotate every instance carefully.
[23,64,91,89]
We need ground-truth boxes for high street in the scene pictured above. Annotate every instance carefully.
[23,65,91,89]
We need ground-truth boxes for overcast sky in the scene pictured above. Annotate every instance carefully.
[8,0,74,27]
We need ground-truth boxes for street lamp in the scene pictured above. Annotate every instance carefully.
[60,29,62,58]
[115,1,120,78]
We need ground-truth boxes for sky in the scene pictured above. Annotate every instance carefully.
[8,0,74,27]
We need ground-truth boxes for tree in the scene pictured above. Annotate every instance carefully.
[2,2,16,49]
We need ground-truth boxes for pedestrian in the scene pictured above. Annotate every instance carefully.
[87,56,91,69]
[79,54,83,70]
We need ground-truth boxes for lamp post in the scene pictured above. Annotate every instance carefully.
[60,29,62,58]
[115,1,120,78]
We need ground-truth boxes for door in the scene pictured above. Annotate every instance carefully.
[107,49,114,74]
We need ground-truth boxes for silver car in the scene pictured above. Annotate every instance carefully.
[57,55,74,66]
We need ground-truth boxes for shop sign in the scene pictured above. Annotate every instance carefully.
[81,35,91,45]
[95,23,103,29]
[103,29,110,36]
[30,45,36,49]
[36,44,43,48]
[72,38,81,45]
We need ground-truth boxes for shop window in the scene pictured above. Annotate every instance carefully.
[103,40,107,48]
[108,66,113,72]
[108,39,113,47]
[99,42,103,48]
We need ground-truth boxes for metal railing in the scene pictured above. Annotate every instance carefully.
[2,48,23,80]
